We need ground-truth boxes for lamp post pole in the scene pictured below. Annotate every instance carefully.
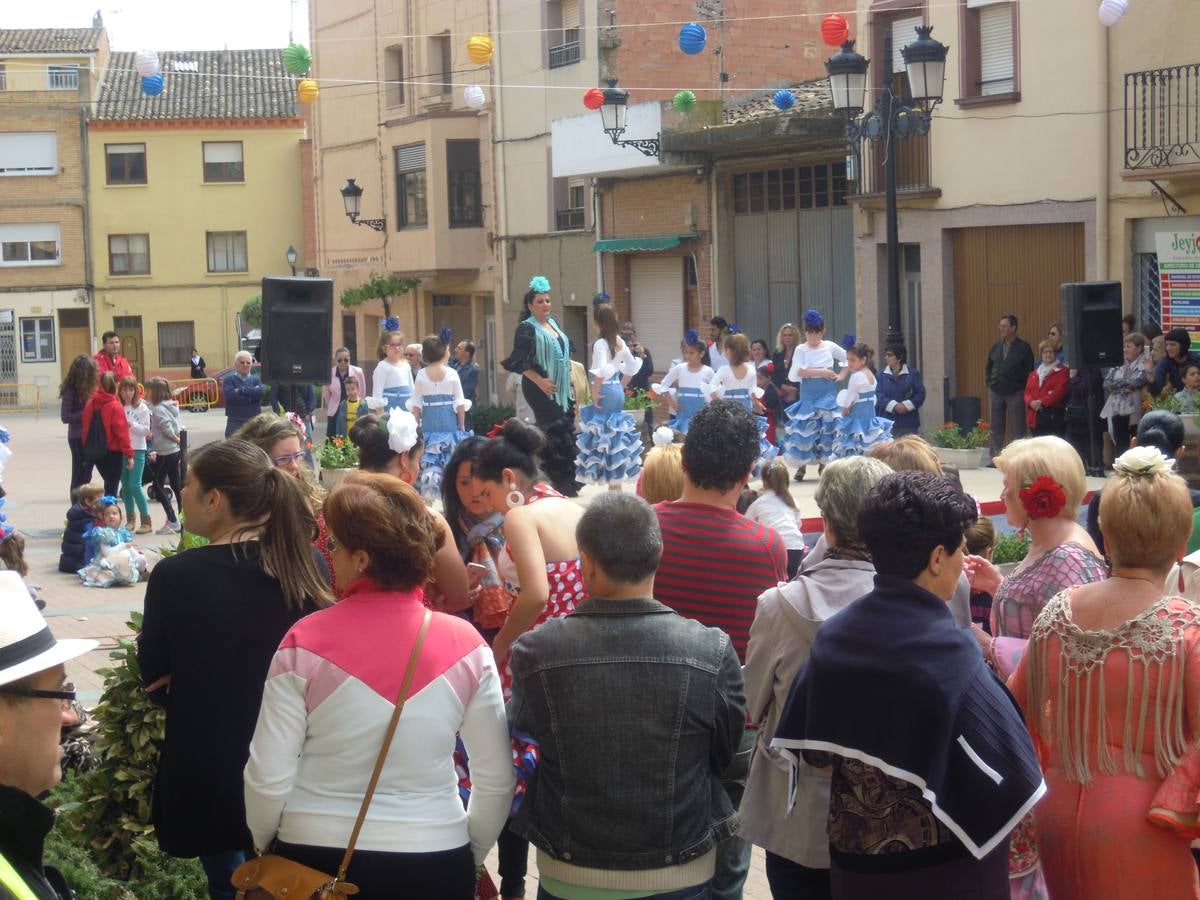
[882,87,903,351]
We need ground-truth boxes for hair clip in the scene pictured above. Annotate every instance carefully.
[684,328,703,347]
[726,323,741,335]
[487,418,510,438]
[0,427,10,444]
[382,316,400,332]
[285,411,308,441]
[99,495,120,508]
[652,426,675,448]
[529,275,551,294]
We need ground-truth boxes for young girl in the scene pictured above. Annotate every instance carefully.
[710,332,777,466]
[59,483,104,573]
[146,378,183,534]
[832,343,894,458]
[370,327,414,412]
[743,460,806,578]
[964,515,997,633]
[119,375,152,534]
[652,329,713,434]
[79,498,147,587]
[782,308,846,480]
[410,334,473,502]
[576,303,644,488]
[0,525,42,608]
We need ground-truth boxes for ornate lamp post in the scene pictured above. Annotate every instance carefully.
[599,80,661,158]
[285,245,297,276]
[825,26,949,350]
[339,178,387,232]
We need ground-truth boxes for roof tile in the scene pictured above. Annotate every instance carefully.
[0,28,103,54]
[722,78,834,125]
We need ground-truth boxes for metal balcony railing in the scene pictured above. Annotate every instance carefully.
[555,207,585,231]
[848,132,934,198]
[47,67,79,90]
[548,40,581,69]
[1124,63,1200,172]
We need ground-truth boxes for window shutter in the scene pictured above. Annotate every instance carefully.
[203,142,242,164]
[891,14,923,74]
[0,133,56,175]
[562,0,580,30]
[965,0,1001,7]
[105,143,144,155]
[395,143,426,173]
[0,223,59,242]
[979,4,1014,95]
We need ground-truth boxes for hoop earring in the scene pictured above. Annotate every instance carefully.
[506,485,524,509]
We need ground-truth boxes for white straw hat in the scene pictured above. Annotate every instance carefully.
[0,572,97,686]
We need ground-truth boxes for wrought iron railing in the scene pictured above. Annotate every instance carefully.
[555,207,585,231]
[548,40,581,69]
[848,131,933,197]
[1125,63,1200,172]
[47,67,79,90]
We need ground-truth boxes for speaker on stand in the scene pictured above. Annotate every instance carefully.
[261,276,334,445]
[1061,281,1122,478]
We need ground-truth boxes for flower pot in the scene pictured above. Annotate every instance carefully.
[932,447,987,470]
[321,467,354,491]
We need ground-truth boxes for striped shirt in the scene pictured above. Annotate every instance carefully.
[654,501,788,662]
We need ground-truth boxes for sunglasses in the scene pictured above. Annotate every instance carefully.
[0,681,76,709]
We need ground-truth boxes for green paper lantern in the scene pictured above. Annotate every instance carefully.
[673,90,697,113]
[282,42,313,76]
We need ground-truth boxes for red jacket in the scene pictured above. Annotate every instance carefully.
[1024,365,1069,430]
[94,351,134,382]
[81,388,133,459]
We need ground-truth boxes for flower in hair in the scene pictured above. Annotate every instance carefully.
[99,495,120,508]
[286,411,308,440]
[0,427,9,444]
[726,323,741,335]
[1018,476,1067,521]
[364,396,387,412]
[803,308,824,329]
[487,418,510,439]
[440,326,453,345]
[529,275,551,294]
[382,316,400,332]
[684,328,702,347]
[761,361,775,374]
[1113,445,1173,478]
[0,523,12,541]
[652,426,675,448]
[385,410,420,455]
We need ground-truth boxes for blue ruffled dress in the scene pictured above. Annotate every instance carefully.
[414,370,472,502]
[575,339,644,485]
[654,362,713,435]
[832,373,894,457]
[781,341,847,467]
[713,365,777,467]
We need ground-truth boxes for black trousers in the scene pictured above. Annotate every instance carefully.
[522,378,578,497]
[497,819,529,898]
[153,451,184,523]
[1110,414,1134,457]
[68,436,93,495]
[765,851,831,900]
[273,840,474,899]
[95,449,124,497]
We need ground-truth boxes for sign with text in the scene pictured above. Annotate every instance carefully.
[1157,231,1200,342]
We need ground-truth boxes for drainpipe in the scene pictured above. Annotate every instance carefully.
[594,178,603,294]
[78,106,96,348]
[708,156,719,320]
[1096,23,1110,281]
[489,0,509,404]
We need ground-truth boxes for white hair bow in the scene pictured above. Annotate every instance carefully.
[386,410,420,455]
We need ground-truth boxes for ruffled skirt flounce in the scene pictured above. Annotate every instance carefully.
[832,409,893,457]
[782,394,841,465]
[575,406,644,484]
[416,429,474,501]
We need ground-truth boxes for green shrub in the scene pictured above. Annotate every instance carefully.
[471,403,515,435]
[993,530,1031,565]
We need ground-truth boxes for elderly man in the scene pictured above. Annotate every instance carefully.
[404,343,423,379]
[453,341,480,401]
[222,351,264,437]
[94,330,134,382]
[985,314,1035,457]
[0,572,98,899]
[509,493,745,900]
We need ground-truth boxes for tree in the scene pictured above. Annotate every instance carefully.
[240,294,262,329]
[340,273,420,320]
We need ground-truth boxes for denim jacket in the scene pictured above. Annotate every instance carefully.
[507,597,746,871]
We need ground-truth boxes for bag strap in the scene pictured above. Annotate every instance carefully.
[335,607,433,883]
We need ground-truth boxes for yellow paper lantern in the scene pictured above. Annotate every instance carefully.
[467,34,494,65]
[298,79,319,103]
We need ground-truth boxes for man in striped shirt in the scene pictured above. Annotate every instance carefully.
[654,399,787,900]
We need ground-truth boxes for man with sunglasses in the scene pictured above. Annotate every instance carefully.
[0,571,97,899]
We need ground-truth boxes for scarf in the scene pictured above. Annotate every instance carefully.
[462,512,511,629]
[772,573,1046,860]
[1036,362,1058,385]
[530,315,572,413]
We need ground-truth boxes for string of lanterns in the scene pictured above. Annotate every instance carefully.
[134,49,162,96]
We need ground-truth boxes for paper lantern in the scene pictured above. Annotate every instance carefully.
[678,22,707,55]
[583,87,605,110]
[467,34,494,65]
[298,79,319,103]
[463,84,486,109]
[134,50,160,77]
[820,14,850,47]
[282,42,313,75]
[141,74,164,97]
[672,90,697,113]
[772,89,795,110]
[1098,0,1129,25]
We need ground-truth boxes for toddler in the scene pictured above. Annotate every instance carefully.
[1176,362,1200,414]
[79,499,147,587]
[59,484,104,573]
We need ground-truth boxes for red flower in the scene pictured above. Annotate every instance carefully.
[1019,475,1067,521]
[487,418,510,439]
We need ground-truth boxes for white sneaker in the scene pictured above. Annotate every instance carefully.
[155,521,181,535]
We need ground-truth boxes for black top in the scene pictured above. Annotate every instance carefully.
[137,542,320,857]
[0,784,73,899]
[627,347,654,392]
[190,357,206,379]
[770,350,797,390]
[501,319,566,378]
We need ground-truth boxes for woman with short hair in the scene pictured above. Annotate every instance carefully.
[245,471,514,898]
[1025,341,1069,437]
[325,346,367,437]
[875,344,926,438]
[1101,332,1150,458]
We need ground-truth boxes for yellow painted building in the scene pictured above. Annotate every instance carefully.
[88,49,306,382]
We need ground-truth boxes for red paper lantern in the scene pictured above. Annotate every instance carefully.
[583,87,605,110]
[821,14,850,47]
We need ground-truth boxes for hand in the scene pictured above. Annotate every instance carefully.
[146,674,172,694]
[1031,400,1042,410]
[824,369,838,381]
[540,376,556,397]
[970,624,994,657]
[842,405,852,416]
[963,554,1003,597]
[126,457,134,470]
[148,451,157,462]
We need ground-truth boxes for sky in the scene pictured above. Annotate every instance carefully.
[2,0,310,51]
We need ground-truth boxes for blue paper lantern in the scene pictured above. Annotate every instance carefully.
[678,23,706,55]
[772,89,795,110]
[141,73,164,96]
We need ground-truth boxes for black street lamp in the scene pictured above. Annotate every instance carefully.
[285,245,297,276]
[599,80,660,158]
[339,178,387,232]
[825,26,949,351]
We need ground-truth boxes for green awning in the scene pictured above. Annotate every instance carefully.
[593,234,697,253]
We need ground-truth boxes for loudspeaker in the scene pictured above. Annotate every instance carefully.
[1060,281,1123,368]
[260,276,334,383]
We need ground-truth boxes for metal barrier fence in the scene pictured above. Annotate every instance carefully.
[0,383,41,418]
[168,378,220,411]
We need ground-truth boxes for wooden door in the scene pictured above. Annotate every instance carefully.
[58,308,92,378]
[113,315,144,382]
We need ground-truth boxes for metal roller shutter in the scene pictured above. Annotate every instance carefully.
[630,256,683,373]
[891,15,923,73]
[978,4,1014,95]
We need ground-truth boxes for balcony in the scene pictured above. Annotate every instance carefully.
[47,67,79,90]
[555,207,585,231]
[845,132,940,204]
[548,40,581,69]
[1124,63,1200,179]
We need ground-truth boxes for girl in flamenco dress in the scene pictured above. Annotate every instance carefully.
[651,329,713,435]
[831,343,894,458]
[782,308,846,481]
[709,331,778,468]
[410,333,473,502]
[575,303,644,488]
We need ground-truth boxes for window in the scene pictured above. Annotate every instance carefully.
[202,142,244,182]
[158,321,195,367]
[108,234,151,275]
[0,133,57,176]
[429,34,451,95]
[554,177,586,230]
[385,46,405,107]
[47,65,78,90]
[958,0,1019,103]
[206,231,248,272]
[394,143,428,228]
[733,163,846,214]
[0,223,60,266]
[0,65,6,91]
[105,143,147,185]
[547,0,582,68]
[19,317,54,362]
[447,140,482,228]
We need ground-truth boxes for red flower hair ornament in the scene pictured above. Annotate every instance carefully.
[1019,475,1067,520]
[486,418,510,439]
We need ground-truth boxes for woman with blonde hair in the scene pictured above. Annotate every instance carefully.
[1010,446,1200,899]
[639,435,685,505]
[866,434,943,474]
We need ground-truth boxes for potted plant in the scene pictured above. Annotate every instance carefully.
[623,388,655,446]
[992,530,1030,576]
[317,436,359,491]
[929,419,991,469]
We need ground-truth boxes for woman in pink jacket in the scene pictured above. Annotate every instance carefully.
[325,347,367,437]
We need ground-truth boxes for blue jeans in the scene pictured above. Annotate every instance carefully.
[538,882,711,900]
[198,849,247,900]
[712,726,756,900]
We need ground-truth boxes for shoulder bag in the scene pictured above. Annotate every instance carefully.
[231,609,434,899]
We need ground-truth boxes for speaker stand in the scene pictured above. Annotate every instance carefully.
[1083,366,1105,478]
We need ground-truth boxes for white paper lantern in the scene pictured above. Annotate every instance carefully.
[134,49,161,77]
[463,84,486,110]
[1098,0,1129,26]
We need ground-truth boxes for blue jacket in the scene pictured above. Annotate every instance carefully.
[59,502,95,573]
[1151,350,1200,396]
[223,372,264,424]
[875,365,926,432]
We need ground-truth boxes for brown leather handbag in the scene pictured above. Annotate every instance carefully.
[232,609,433,899]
